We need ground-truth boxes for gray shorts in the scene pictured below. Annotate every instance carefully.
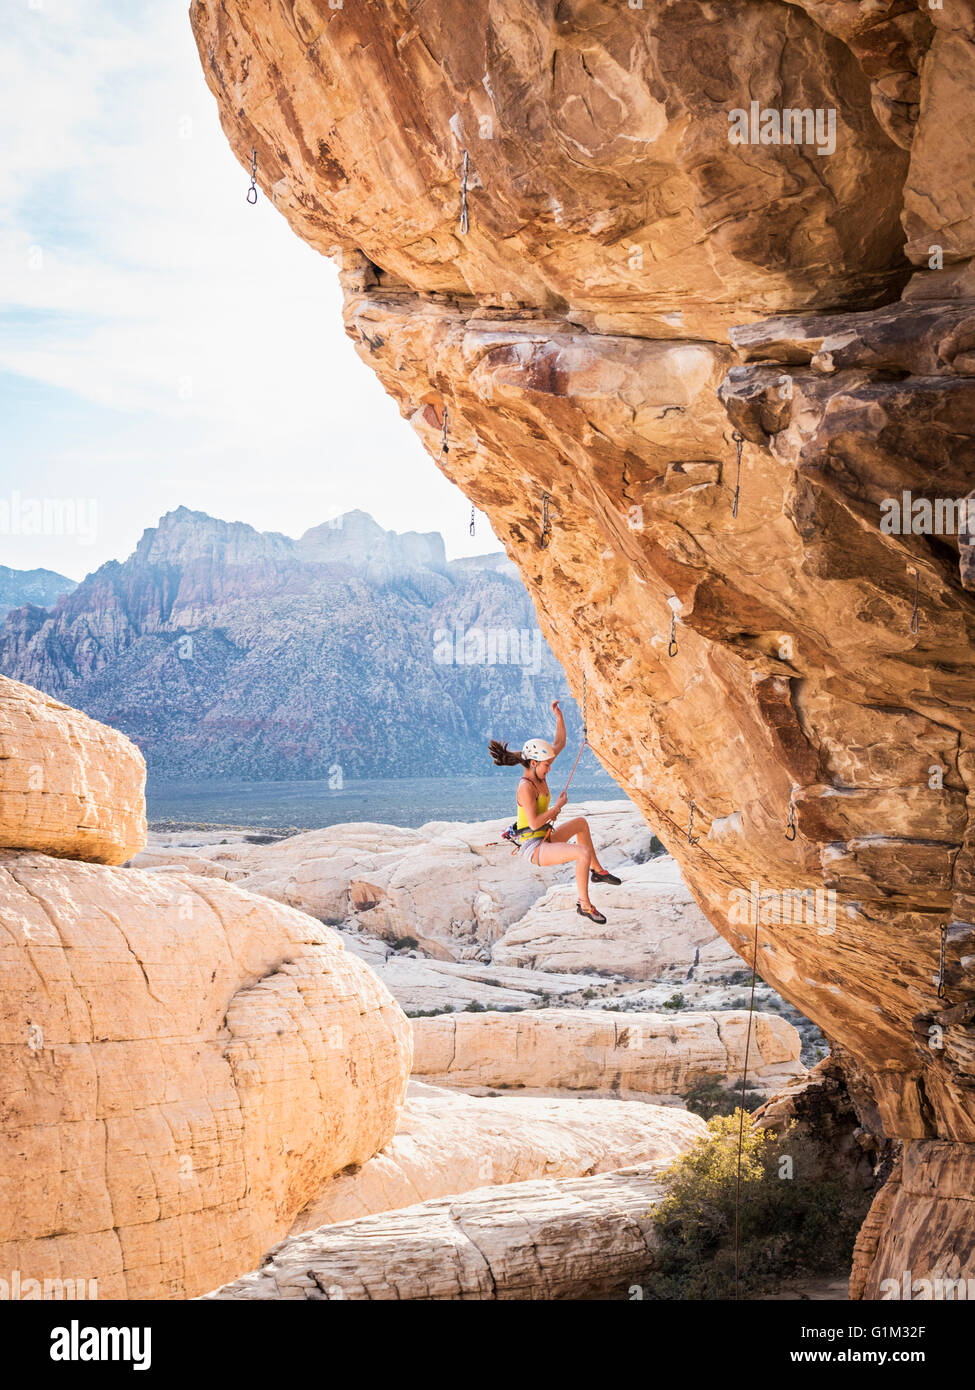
[516,832,549,864]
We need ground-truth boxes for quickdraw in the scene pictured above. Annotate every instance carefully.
[459,150,470,235]
[731,430,744,519]
[539,491,552,549]
[785,791,797,842]
[246,148,258,205]
[910,568,920,636]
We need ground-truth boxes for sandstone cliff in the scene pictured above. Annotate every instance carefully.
[190,0,975,1292]
[206,1164,673,1300]
[292,1080,705,1229]
[0,853,411,1298]
[0,674,146,864]
[411,1006,804,1099]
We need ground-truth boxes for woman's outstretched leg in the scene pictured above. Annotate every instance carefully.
[549,817,607,876]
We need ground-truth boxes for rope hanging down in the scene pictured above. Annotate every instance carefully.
[246,148,258,205]
[668,611,678,658]
[469,503,476,538]
[731,431,744,519]
[459,150,470,235]
[785,789,797,841]
[438,406,449,461]
[938,922,948,999]
[558,672,588,799]
[734,897,762,1301]
[629,792,784,1300]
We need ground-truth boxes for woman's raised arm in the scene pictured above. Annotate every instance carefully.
[551,699,567,756]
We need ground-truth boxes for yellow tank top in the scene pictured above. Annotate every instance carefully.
[516,784,550,839]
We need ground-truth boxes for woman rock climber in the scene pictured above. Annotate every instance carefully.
[489,699,620,925]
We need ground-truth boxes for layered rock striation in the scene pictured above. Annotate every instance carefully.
[190,0,975,1291]
[0,674,146,864]
[205,1164,675,1301]
[292,1080,705,1229]
[410,1007,804,1100]
[0,854,412,1298]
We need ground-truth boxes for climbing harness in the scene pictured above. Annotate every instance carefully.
[785,790,797,842]
[469,503,476,538]
[459,150,470,236]
[438,406,449,461]
[910,568,920,635]
[731,431,744,519]
[938,922,948,999]
[539,491,552,549]
[668,612,678,658]
[246,148,258,205]
[686,800,699,846]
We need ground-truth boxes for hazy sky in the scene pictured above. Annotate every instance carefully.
[0,0,496,582]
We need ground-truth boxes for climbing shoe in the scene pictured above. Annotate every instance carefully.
[577,902,607,925]
[590,869,622,886]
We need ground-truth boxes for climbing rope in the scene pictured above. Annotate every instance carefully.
[459,150,470,235]
[910,568,920,635]
[469,503,476,538]
[668,612,678,658]
[938,922,948,999]
[438,406,449,461]
[631,791,800,1299]
[539,492,552,549]
[734,896,762,1301]
[731,431,744,519]
[246,148,258,205]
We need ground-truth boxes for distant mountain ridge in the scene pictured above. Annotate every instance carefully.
[0,564,76,614]
[0,508,578,780]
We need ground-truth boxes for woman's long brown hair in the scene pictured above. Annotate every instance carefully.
[488,739,529,769]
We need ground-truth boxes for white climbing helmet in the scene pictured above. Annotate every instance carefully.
[523,738,556,762]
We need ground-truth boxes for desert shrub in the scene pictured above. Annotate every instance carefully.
[392,936,419,951]
[661,992,685,1011]
[683,1079,765,1120]
[648,1113,870,1299]
[464,1000,487,1012]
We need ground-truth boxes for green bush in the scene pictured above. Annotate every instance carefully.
[392,936,419,952]
[661,992,685,1011]
[649,1113,871,1299]
[683,1079,765,1120]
